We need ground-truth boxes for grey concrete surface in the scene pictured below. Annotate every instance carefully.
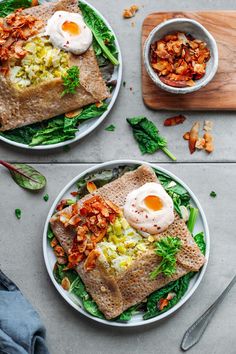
[1,163,236,354]
[1,0,236,162]
[1,0,236,353]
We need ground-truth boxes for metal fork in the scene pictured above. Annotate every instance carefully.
[181,274,236,351]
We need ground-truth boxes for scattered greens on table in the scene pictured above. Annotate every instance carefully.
[15,208,22,220]
[49,165,206,322]
[0,1,118,146]
[0,160,46,191]
[105,124,116,132]
[210,191,217,198]
[127,117,177,161]
[43,194,49,202]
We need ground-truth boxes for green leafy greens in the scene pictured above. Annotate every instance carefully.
[150,236,181,279]
[80,2,119,66]
[155,170,190,216]
[0,0,32,17]
[127,117,176,161]
[210,191,217,198]
[1,103,108,146]
[105,124,115,131]
[61,66,80,97]
[15,208,22,220]
[0,160,46,191]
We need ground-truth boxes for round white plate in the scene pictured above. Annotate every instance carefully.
[43,160,210,327]
[0,0,122,150]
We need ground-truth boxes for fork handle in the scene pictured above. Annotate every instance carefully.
[181,274,236,351]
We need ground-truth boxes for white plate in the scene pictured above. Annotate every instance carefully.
[43,160,210,327]
[0,0,122,150]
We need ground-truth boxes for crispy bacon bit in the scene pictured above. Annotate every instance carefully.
[195,137,206,150]
[61,277,71,291]
[86,181,97,194]
[70,191,79,197]
[158,298,169,311]
[65,109,82,118]
[84,249,100,271]
[123,5,139,19]
[204,132,214,153]
[0,9,43,70]
[95,102,103,108]
[164,114,186,126]
[189,121,200,154]
[56,199,74,211]
[54,245,65,257]
[183,132,190,140]
[50,237,58,248]
[150,32,210,87]
[60,195,121,270]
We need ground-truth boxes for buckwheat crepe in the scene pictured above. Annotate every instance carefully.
[0,0,109,131]
[50,165,205,319]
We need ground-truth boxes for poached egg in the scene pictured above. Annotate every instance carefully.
[123,182,175,235]
[45,11,93,55]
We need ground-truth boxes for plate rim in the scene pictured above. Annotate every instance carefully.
[0,0,122,150]
[43,159,210,327]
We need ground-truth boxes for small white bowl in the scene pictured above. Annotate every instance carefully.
[143,18,218,94]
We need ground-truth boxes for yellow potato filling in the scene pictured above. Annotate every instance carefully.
[10,36,69,88]
[98,216,153,273]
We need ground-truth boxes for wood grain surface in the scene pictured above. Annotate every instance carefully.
[142,12,236,111]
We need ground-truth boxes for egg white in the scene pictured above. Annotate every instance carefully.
[45,11,93,55]
[123,182,175,235]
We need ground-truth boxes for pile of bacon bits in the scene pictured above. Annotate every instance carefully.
[0,9,43,74]
[58,195,120,271]
[183,120,214,154]
[150,32,210,88]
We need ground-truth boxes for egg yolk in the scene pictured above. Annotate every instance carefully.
[144,195,163,211]
[62,21,80,36]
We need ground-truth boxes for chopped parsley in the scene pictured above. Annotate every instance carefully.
[61,66,80,97]
[43,194,49,202]
[210,191,217,198]
[15,208,21,220]
[105,124,116,132]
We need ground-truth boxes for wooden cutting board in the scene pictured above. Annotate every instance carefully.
[142,12,236,111]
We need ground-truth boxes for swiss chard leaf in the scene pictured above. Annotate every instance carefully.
[127,117,176,161]
[0,160,46,190]
[0,0,32,17]
[79,2,119,65]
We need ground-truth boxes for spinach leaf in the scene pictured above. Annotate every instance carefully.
[127,117,176,161]
[0,160,46,190]
[194,232,206,255]
[76,165,136,199]
[105,124,115,132]
[47,225,54,240]
[70,277,104,318]
[79,2,119,65]
[210,191,217,198]
[0,0,32,17]
[118,304,140,322]
[155,169,190,216]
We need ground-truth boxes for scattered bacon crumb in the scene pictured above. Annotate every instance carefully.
[123,5,139,19]
[158,298,169,311]
[95,102,103,108]
[189,121,200,154]
[61,277,70,291]
[183,132,190,140]
[70,191,79,197]
[204,120,213,132]
[150,32,210,87]
[0,9,43,71]
[164,114,186,126]
[195,137,206,150]
[65,109,82,118]
[204,132,214,153]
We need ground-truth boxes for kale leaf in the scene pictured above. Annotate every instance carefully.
[79,2,119,65]
[127,117,176,161]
